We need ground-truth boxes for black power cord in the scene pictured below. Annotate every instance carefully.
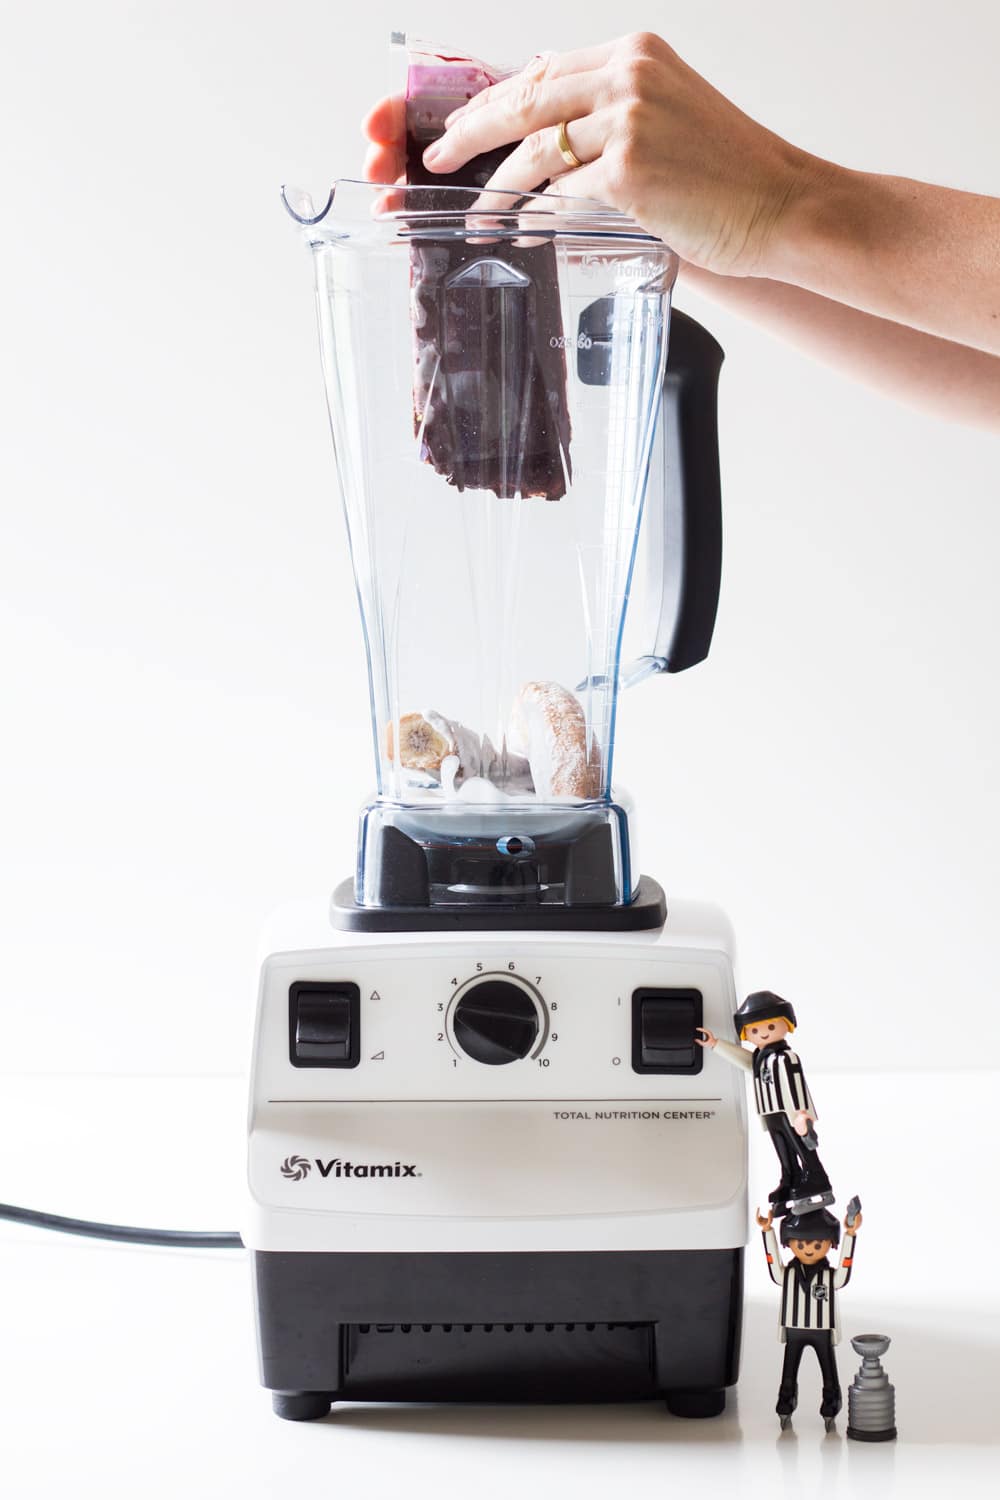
[0,1201,243,1249]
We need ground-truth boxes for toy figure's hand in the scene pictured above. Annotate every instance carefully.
[793,1109,815,1137]
[755,1207,773,1230]
[845,1210,863,1236]
[694,1026,717,1049]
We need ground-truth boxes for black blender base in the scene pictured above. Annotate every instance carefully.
[331,875,667,933]
[269,1385,728,1424]
[252,1247,742,1419]
[271,1391,335,1421]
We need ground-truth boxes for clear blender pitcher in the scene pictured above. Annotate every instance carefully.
[282,180,722,918]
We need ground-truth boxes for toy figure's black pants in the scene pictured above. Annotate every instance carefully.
[777,1329,842,1418]
[764,1114,831,1199]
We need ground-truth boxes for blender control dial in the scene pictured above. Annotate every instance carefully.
[450,976,545,1065]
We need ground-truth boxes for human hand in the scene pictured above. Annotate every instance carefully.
[845,1209,863,1236]
[361,94,405,185]
[694,1026,717,1049]
[418,32,820,277]
[793,1109,815,1137]
[755,1207,773,1231]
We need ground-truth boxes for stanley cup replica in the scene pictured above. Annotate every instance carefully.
[847,1334,898,1442]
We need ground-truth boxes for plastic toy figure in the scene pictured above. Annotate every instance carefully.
[696,990,833,1213]
[756,1199,862,1431]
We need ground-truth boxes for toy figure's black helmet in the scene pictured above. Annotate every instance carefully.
[781,1207,841,1247]
[733,990,797,1037]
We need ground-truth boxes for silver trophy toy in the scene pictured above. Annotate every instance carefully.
[847,1333,897,1442]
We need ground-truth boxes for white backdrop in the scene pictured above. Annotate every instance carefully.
[1,0,997,1077]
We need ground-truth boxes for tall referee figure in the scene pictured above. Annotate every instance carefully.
[696,990,833,1213]
[756,1203,862,1429]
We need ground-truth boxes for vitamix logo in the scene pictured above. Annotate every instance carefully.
[580,251,660,281]
[279,1155,421,1182]
[280,1155,312,1181]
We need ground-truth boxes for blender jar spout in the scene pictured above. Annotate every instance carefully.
[280,184,335,226]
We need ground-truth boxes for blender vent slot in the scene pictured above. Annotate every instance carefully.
[356,1322,644,1334]
[343,1320,657,1402]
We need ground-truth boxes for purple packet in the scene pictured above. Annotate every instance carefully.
[396,34,572,500]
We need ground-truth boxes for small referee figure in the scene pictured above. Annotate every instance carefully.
[696,990,834,1213]
[756,1202,862,1430]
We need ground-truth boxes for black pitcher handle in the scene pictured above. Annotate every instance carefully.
[651,308,724,673]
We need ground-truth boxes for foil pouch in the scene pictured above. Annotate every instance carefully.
[397,34,573,500]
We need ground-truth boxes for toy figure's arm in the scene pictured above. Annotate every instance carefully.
[778,1050,817,1134]
[756,1209,784,1286]
[704,1035,752,1073]
[833,1206,862,1289]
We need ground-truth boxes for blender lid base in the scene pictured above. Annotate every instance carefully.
[330,876,667,933]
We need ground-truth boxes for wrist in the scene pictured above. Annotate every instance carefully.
[758,151,865,287]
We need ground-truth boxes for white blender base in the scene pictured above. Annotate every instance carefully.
[245,895,747,1416]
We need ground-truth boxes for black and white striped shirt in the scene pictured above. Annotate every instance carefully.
[753,1047,815,1120]
[713,1039,817,1124]
[762,1227,855,1343]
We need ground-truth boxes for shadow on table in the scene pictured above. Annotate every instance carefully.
[322,1299,998,1447]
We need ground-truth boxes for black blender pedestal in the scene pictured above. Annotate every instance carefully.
[331,875,667,933]
[253,1246,743,1419]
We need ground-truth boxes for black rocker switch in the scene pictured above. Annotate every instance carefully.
[631,988,703,1075]
[289,982,361,1068]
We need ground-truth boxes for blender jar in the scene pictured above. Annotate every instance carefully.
[283,180,722,913]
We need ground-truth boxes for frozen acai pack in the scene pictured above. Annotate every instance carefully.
[395,34,573,500]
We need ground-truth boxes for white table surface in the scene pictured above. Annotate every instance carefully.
[1,1072,996,1498]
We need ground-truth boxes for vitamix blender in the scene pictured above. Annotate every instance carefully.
[245,173,747,1422]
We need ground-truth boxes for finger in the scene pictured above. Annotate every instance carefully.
[372,174,407,217]
[471,112,611,209]
[447,41,617,125]
[426,74,604,175]
[362,93,405,145]
[364,142,405,183]
[372,189,406,216]
[520,167,600,221]
[544,159,614,209]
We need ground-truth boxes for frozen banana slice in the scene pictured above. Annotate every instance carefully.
[510,681,601,800]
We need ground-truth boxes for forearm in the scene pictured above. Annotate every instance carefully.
[762,1226,783,1285]
[712,1038,752,1072]
[834,1231,857,1288]
[769,161,1000,359]
[678,262,1000,429]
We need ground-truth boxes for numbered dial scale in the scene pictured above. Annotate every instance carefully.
[448,971,548,1065]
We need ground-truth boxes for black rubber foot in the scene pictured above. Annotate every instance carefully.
[271,1391,333,1421]
[847,1426,897,1442]
[665,1388,726,1419]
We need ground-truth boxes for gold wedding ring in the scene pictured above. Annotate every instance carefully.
[556,120,583,170]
